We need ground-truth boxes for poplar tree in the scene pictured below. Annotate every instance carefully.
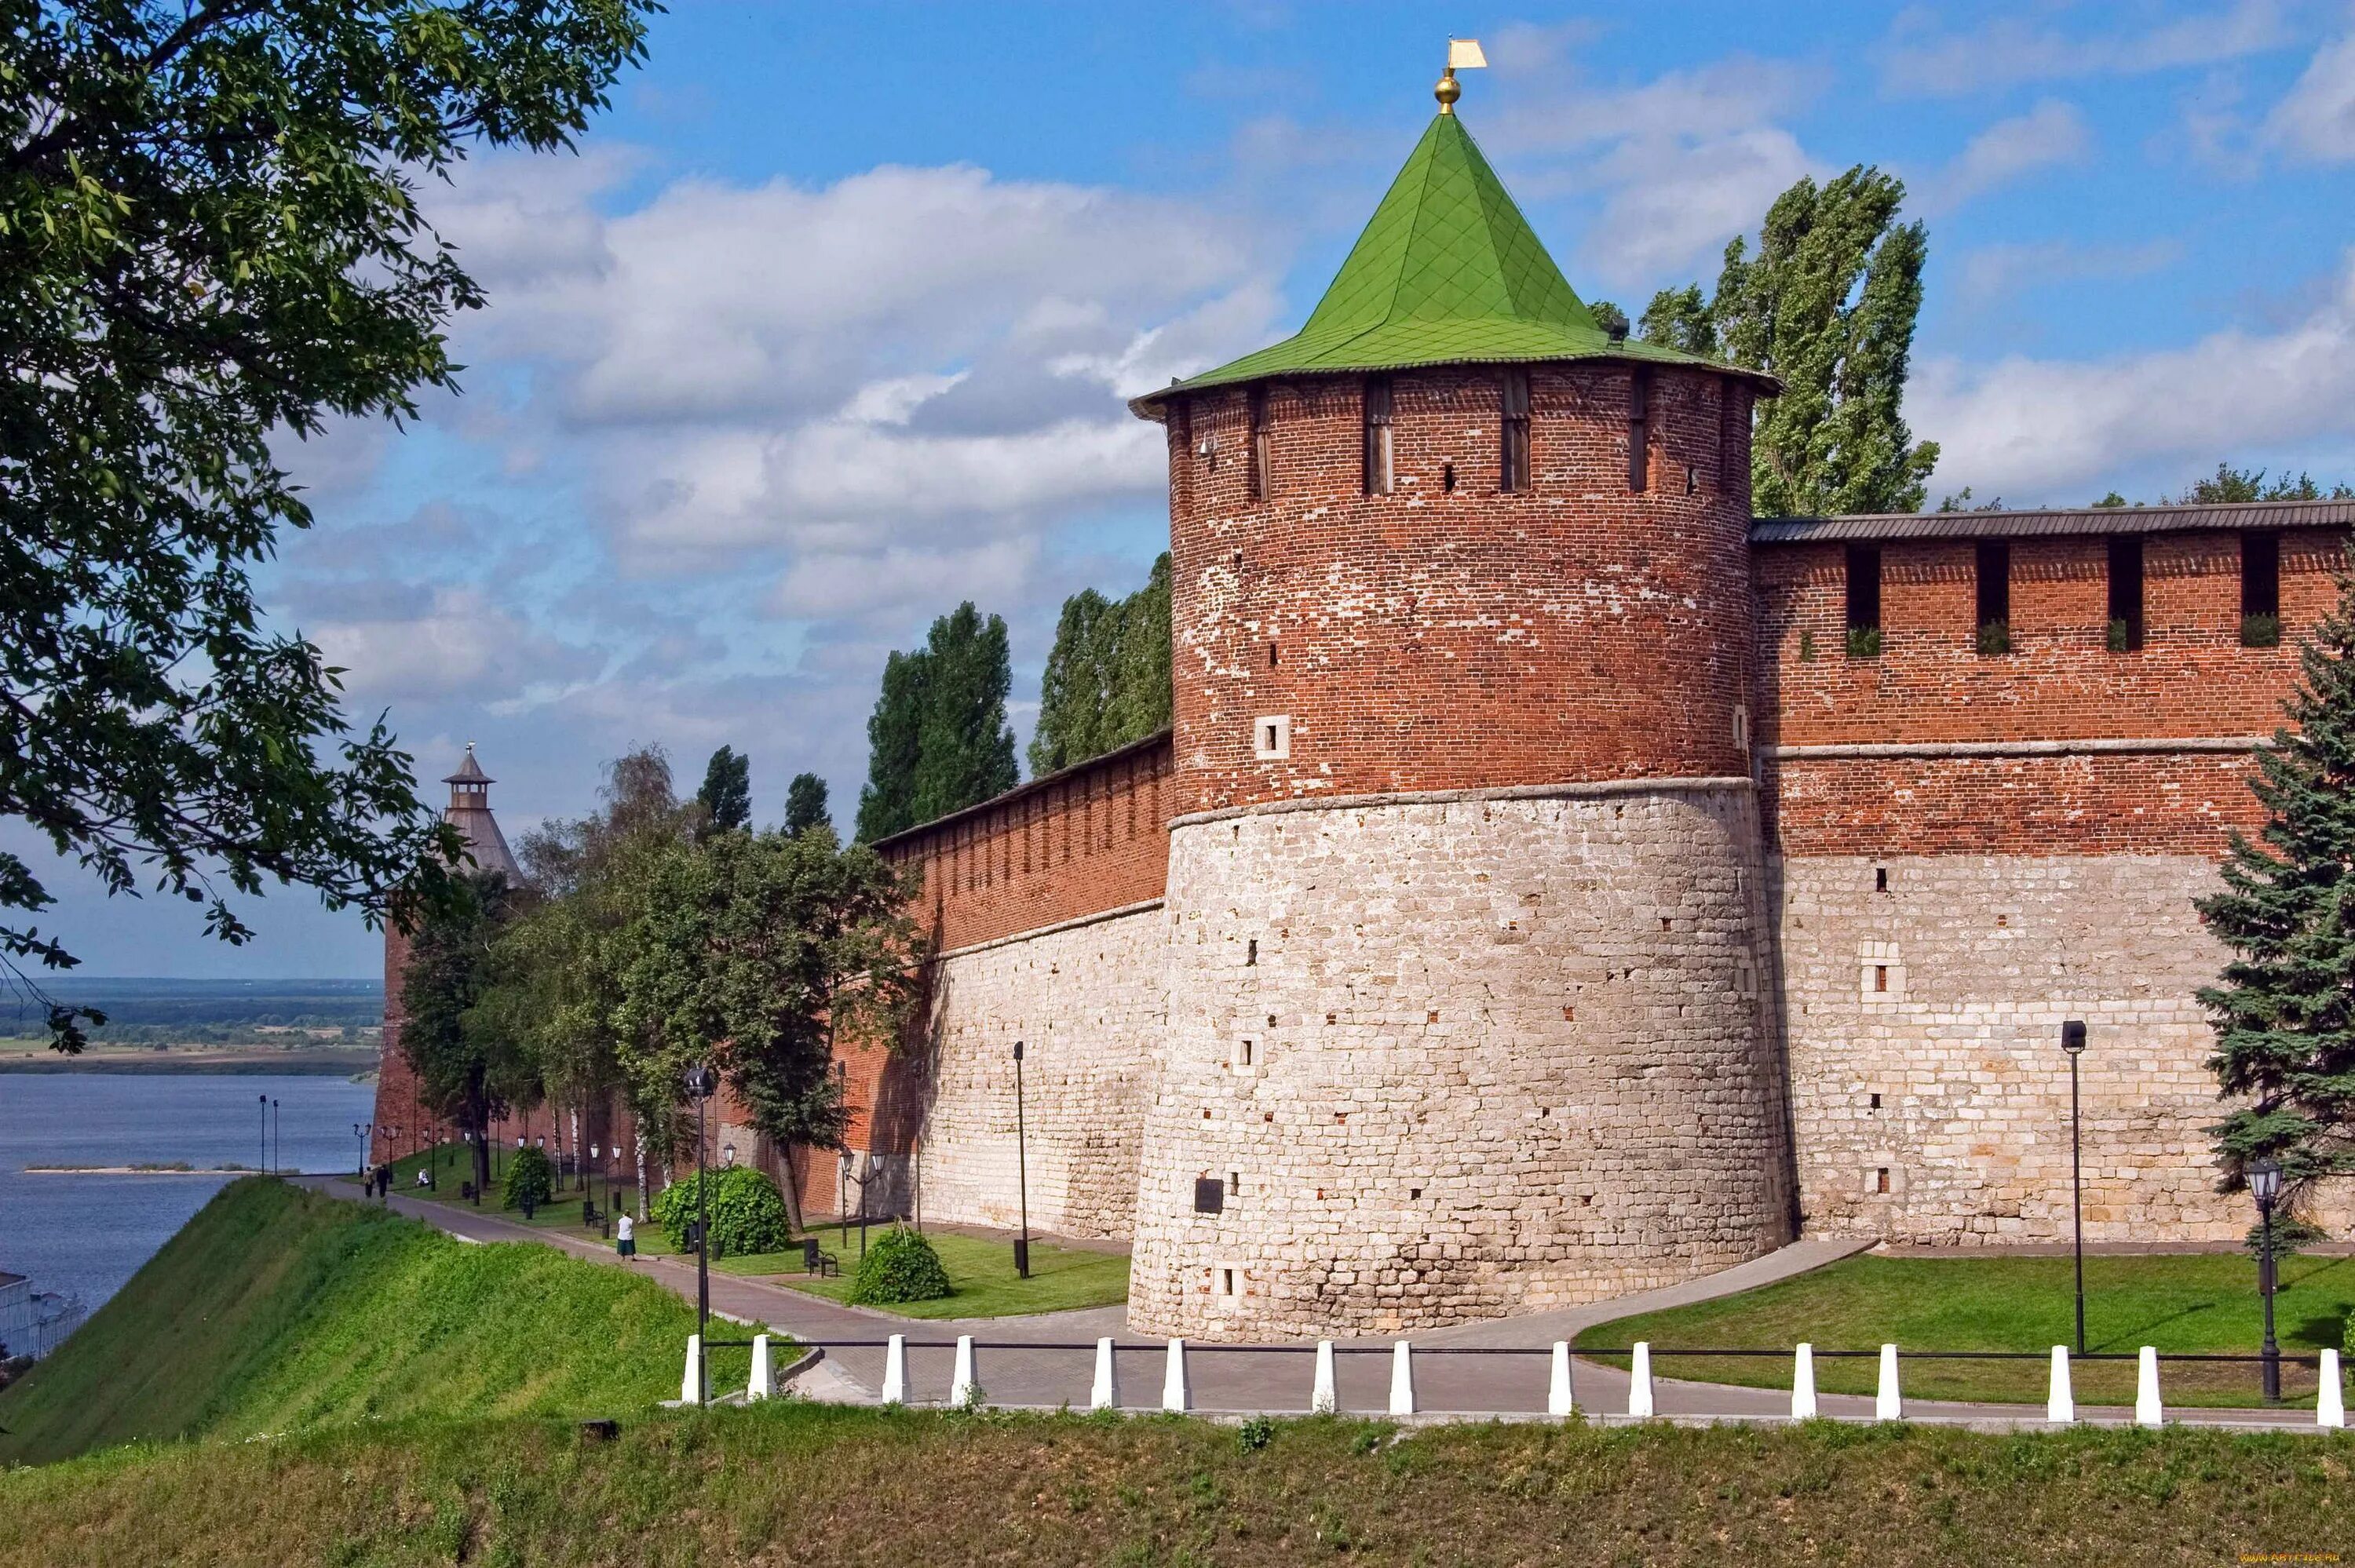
[1030,553,1174,774]
[400,870,535,1198]
[1641,167,1939,517]
[784,773,831,837]
[696,746,751,833]
[856,602,1019,839]
[2196,574,2355,1209]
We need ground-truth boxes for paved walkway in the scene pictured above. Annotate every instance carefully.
[305,1178,2332,1432]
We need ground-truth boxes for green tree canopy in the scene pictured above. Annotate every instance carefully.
[399,870,535,1198]
[784,772,831,838]
[856,602,1019,839]
[0,1,652,1047]
[609,826,919,1172]
[1641,167,1938,517]
[696,747,751,834]
[1029,553,1173,775]
[2197,574,2355,1213]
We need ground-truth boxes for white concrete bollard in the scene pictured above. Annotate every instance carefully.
[2046,1346,2073,1424]
[1548,1342,1575,1418]
[950,1334,980,1408]
[1090,1337,1120,1412]
[1311,1340,1338,1415]
[1791,1343,1817,1420]
[2319,1348,2344,1429]
[1163,1337,1190,1413]
[2134,1346,2163,1428]
[1389,1341,1416,1417]
[1627,1342,1655,1419]
[881,1333,907,1406]
[747,1333,772,1402]
[1875,1344,1902,1421]
[679,1333,703,1406]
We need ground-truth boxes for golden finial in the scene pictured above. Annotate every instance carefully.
[1437,37,1486,115]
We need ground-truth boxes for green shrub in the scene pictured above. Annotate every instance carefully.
[2241,612,2281,648]
[1238,1416,1276,1453]
[651,1167,790,1258]
[502,1146,553,1212]
[848,1225,951,1305]
[1844,625,1881,659]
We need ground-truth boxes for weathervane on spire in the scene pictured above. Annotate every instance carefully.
[1436,37,1486,115]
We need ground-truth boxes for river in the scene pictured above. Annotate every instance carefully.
[0,1073,377,1326]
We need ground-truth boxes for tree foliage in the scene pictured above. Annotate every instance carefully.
[651,1166,790,1257]
[1641,167,1938,517]
[0,1,652,1045]
[2196,573,2355,1216]
[783,772,831,838]
[608,825,920,1165]
[696,747,751,835]
[1029,553,1173,775]
[856,602,1019,840]
[398,870,534,1197]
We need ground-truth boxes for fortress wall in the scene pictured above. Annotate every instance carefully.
[880,903,1168,1241]
[1754,527,2343,749]
[1128,785,1791,1341]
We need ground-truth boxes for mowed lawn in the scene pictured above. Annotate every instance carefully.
[766,1226,1131,1318]
[1575,1251,2355,1409]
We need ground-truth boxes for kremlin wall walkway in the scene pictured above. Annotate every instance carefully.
[303,1177,2325,1432]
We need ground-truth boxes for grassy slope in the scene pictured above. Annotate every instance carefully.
[1574,1253,2355,1408]
[774,1227,1132,1317]
[2,1403,2350,1567]
[0,1180,753,1465]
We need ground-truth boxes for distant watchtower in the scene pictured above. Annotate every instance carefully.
[1124,65,1794,1339]
[370,744,520,1167]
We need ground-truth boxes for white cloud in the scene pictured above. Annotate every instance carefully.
[1955,237,2183,303]
[2266,35,2355,160]
[1912,252,2355,498]
[1919,101,2092,213]
[1486,57,1828,287]
[309,586,601,703]
[1877,2,2291,97]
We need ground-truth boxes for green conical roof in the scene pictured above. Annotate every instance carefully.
[1134,112,1769,414]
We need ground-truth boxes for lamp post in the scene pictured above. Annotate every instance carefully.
[2251,1157,2284,1403]
[353,1121,371,1176]
[271,1097,280,1179]
[1012,1038,1031,1280]
[685,1063,719,1406]
[257,1092,268,1176]
[2060,1019,2088,1355]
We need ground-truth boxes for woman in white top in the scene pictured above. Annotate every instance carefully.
[615,1212,636,1257]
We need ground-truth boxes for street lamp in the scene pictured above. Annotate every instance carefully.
[2060,1019,2088,1355]
[353,1121,372,1176]
[271,1097,280,1179]
[1012,1039,1031,1280]
[2251,1156,2284,1404]
[685,1062,720,1406]
[257,1092,268,1175]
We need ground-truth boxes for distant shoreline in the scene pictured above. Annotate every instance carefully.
[0,1050,377,1077]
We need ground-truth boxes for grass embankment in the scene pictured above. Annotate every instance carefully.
[0,1180,758,1465]
[386,1139,1131,1317]
[1576,1252,2355,1409]
[3,1403,2350,1566]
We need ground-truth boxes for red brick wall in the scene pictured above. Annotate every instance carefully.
[1754,529,2342,749]
[1164,363,1758,816]
[873,734,1173,953]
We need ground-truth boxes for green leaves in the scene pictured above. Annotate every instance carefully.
[1029,552,1172,777]
[2197,571,2355,1212]
[0,2,652,1043]
[1641,166,1938,518]
[856,601,1020,841]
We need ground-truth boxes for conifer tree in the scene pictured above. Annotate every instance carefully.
[2196,574,2355,1209]
[696,746,751,833]
[1640,167,1938,516]
[1030,553,1173,774]
[856,647,930,841]
[784,772,831,837]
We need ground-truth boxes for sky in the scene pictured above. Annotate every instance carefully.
[37,0,2355,978]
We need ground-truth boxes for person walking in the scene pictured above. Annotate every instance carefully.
[615,1211,636,1258]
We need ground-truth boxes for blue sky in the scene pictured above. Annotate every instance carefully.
[37,0,2355,978]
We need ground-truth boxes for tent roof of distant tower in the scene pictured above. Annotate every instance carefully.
[1130,111,1776,418]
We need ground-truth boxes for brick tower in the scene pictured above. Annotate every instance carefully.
[371,746,520,1167]
[1124,87,1795,1337]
